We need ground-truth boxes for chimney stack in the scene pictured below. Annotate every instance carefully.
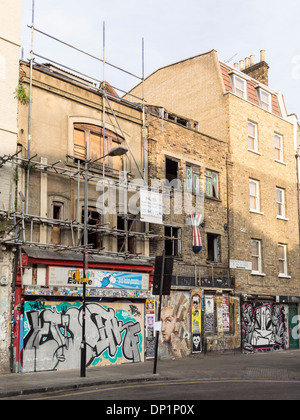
[242,50,269,86]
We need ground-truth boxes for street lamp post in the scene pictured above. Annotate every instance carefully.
[80,144,128,377]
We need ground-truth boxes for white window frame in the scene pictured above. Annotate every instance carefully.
[274,133,284,163]
[251,239,262,274]
[276,187,286,219]
[249,179,260,212]
[259,88,272,112]
[233,75,247,99]
[278,244,288,277]
[248,121,258,152]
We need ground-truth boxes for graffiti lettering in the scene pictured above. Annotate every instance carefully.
[23,302,142,372]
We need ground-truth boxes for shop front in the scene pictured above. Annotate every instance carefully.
[13,247,153,373]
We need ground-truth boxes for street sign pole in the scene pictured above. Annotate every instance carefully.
[153,250,165,375]
[80,161,89,378]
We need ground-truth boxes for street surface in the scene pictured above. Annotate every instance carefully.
[3,378,300,401]
[1,350,300,402]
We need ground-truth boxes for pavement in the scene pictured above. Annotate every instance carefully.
[1,349,300,398]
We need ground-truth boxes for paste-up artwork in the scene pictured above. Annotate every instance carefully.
[204,295,214,333]
[22,300,144,372]
[159,292,191,358]
[242,302,285,353]
[222,296,230,332]
[145,299,155,359]
[191,292,202,353]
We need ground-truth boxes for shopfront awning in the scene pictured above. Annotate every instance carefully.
[21,246,153,272]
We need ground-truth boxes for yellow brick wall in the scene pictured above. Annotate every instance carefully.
[227,93,300,296]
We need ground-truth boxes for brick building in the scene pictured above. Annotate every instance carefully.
[129,49,300,353]
[145,106,240,356]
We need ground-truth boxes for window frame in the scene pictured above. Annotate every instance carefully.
[207,233,221,263]
[276,187,286,218]
[248,121,258,152]
[274,133,284,163]
[258,88,272,112]
[186,164,200,194]
[278,243,288,277]
[164,226,182,257]
[206,169,219,199]
[249,179,260,212]
[73,123,124,171]
[251,239,262,274]
[233,75,247,99]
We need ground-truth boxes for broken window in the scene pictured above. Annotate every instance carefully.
[165,226,181,256]
[52,201,64,244]
[82,207,102,249]
[117,215,135,254]
[207,233,220,262]
[165,157,178,183]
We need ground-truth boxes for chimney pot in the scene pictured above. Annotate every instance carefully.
[260,49,266,62]
[234,62,238,69]
[239,60,244,71]
[250,55,255,66]
[245,57,250,68]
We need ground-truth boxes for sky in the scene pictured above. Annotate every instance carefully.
[20,0,300,118]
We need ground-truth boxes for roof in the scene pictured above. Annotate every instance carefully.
[219,61,282,117]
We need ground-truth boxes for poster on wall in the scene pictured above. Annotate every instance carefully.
[222,296,230,332]
[145,299,155,359]
[191,292,202,353]
[204,295,214,333]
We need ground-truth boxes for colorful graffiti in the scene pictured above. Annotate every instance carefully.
[22,300,144,372]
[159,292,191,358]
[242,302,285,353]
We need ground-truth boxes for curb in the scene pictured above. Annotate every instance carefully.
[0,374,168,399]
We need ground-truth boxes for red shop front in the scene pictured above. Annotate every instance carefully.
[12,247,154,373]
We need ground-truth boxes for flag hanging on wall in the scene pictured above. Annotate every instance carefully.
[191,214,202,253]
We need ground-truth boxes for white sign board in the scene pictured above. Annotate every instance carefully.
[229,259,252,270]
[140,189,163,224]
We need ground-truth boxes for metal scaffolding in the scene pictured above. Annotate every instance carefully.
[0,1,181,264]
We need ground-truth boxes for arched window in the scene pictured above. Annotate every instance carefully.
[73,123,124,171]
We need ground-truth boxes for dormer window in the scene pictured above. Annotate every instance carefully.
[258,88,272,112]
[232,75,247,99]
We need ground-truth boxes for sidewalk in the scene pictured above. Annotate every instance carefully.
[1,350,300,398]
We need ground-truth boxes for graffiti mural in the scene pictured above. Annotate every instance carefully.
[22,300,144,372]
[242,302,285,353]
[159,291,191,358]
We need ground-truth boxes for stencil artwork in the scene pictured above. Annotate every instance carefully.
[242,303,285,353]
